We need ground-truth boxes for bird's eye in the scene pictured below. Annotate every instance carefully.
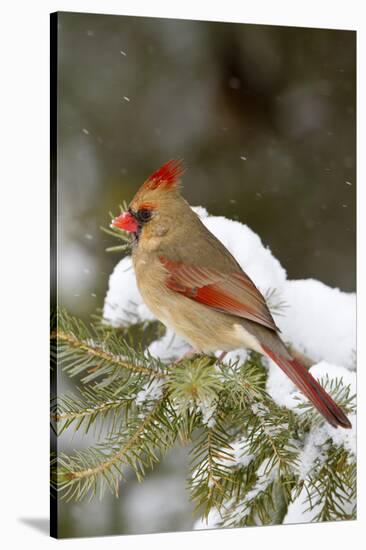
[137,208,152,223]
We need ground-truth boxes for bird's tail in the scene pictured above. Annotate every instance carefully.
[262,346,352,429]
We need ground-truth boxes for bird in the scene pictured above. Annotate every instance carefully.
[111,159,351,429]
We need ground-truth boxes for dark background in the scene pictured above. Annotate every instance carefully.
[55,11,356,537]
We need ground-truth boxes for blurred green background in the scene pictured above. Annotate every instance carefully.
[55,11,356,537]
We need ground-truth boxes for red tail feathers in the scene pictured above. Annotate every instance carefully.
[263,347,352,429]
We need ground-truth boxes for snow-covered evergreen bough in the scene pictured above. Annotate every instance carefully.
[101,160,356,527]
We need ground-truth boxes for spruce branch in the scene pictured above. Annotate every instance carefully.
[189,417,237,517]
[55,388,176,501]
[51,380,137,436]
[51,307,356,526]
[52,309,166,387]
[168,357,223,415]
[56,329,162,378]
[302,445,356,522]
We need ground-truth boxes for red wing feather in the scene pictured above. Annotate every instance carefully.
[159,257,278,331]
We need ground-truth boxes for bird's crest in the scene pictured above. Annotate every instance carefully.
[141,159,184,192]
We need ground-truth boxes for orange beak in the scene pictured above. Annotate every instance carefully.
[111,211,139,233]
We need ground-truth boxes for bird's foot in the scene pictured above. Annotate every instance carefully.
[215,351,228,365]
[173,350,228,367]
[173,349,200,365]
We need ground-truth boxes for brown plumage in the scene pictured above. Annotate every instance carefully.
[112,160,351,429]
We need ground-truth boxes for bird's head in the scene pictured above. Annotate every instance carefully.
[111,159,187,244]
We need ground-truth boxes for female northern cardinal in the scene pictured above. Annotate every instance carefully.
[112,160,351,429]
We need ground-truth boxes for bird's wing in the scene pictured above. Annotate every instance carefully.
[159,257,278,332]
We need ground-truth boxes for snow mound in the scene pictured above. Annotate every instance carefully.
[278,279,356,369]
